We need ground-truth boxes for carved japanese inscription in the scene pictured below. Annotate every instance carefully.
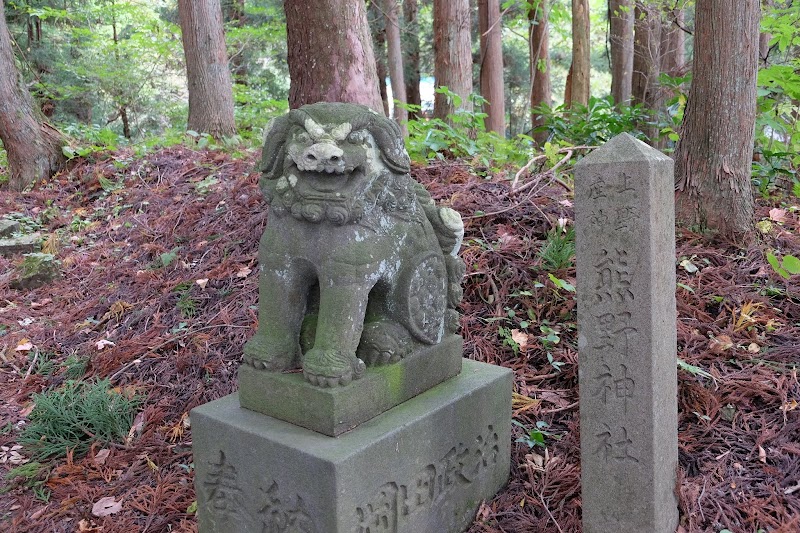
[575,134,678,533]
[353,426,500,533]
[202,451,316,533]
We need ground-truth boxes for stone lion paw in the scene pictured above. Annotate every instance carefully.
[242,334,298,371]
[357,321,411,367]
[302,348,366,387]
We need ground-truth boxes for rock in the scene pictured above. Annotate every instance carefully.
[0,218,20,238]
[0,234,41,257]
[11,253,60,289]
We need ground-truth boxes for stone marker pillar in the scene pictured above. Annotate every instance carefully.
[575,133,679,532]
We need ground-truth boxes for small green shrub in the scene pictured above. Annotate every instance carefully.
[404,88,532,171]
[538,226,575,271]
[532,96,650,146]
[19,379,140,460]
[3,462,50,501]
[63,354,89,379]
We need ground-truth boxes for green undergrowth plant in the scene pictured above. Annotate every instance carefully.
[403,88,531,172]
[512,419,560,449]
[537,226,575,271]
[19,379,140,461]
[2,462,51,502]
[766,250,800,279]
[532,96,650,146]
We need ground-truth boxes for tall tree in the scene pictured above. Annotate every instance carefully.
[368,1,391,116]
[402,0,422,119]
[609,0,634,105]
[632,1,661,141]
[285,0,383,113]
[568,0,591,107]
[478,0,505,134]
[178,0,237,137]
[0,0,64,191]
[433,0,473,119]
[660,7,685,78]
[631,2,660,108]
[529,0,552,145]
[674,0,760,241]
[383,0,408,135]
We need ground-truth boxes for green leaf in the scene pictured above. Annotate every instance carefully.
[782,255,800,275]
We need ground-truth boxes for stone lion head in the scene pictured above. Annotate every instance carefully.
[258,103,414,225]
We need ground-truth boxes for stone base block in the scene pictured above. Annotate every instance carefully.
[192,359,512,533]
[239,334,463,436]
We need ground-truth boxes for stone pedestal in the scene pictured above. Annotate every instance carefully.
[192,359,511,533]
[239,335,464,436]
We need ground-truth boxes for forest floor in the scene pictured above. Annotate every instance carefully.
[0,146,798,533]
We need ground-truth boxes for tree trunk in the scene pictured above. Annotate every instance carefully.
[402,0,421,119]
[178,0,237,138]
[222,0,248,85]
[369,1,390,116]
[674,0,759,242]
[529,0,551,145]
[383,0,408,135]
[569,0,591,108]
[0,0,64,191]
[632,1,661,141]
[759,0,773,68]
[660,7,685,78]
[285,0,383,113]
[478,0,505,134]
[609,0,634,105]
[433,0,473,120]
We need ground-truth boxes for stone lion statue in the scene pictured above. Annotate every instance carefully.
[242,102,465,387]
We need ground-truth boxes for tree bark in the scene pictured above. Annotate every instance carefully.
[632,1,661,141]
[478,0,505,134]
[285,0,383,113]
[369,1,390,116]
[660,7,685,78]
[674,0,759,242]
[632,2,660,108]
[529,0,551,145]
[433,0,473,120]
[759,0,773,68]
[178,0,237,138]
[609,0,634,105]
[402,0,421,119]
[0,0,64,191]
[383,0,408,135]
[569,0,590,108]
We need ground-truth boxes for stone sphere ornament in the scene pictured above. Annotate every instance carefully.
[242,102,465,388]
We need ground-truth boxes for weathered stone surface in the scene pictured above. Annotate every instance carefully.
[10,253,59,289]
[192,359,512,533]
[575,133,678,533]
[0,234,41,257]
[241,102,465,389]
[0,218,19,238]
[240,334,463,436]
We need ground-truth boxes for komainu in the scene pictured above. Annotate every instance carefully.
[242,102,465,387]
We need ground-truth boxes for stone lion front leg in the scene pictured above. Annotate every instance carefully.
[242,258,310,371]
[302,279,373,387]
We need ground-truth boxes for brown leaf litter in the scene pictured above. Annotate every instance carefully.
[0,147,798,532]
